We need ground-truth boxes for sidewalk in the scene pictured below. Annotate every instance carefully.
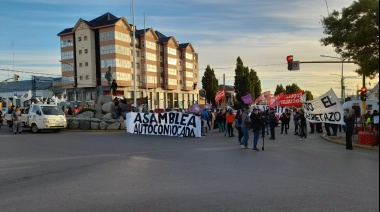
[322,131,379,151]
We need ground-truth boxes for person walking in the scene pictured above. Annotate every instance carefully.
[268,109,277,140]
[12,106,22,134]
[235,110,243,143]
[344,108,355,150]
[250,108,261,151]
[240,108,251,149]
[299,110,307,141]
[293,111,300,135]
[225,109,235,137]
[202,108,209,133]
[216,111,225,133]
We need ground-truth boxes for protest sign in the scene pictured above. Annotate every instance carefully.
[126,112,202,138]
[302,89,344,125]
[280,91,304,107]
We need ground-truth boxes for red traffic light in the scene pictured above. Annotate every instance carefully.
[286,55,293,62]
[360,87,367,93]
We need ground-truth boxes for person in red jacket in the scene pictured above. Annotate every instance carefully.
[225,109,236,137]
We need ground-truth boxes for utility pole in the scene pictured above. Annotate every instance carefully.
[132,0,137,107]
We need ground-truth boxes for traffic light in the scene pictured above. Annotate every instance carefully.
[286,55,293,71]
[14,74,19,83]
[360,87,367,101]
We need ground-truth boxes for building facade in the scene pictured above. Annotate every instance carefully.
[57,12,199,109]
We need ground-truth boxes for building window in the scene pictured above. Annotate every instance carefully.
[79,63,83,67]
[86,75,89,80]
[84,36,87,41]
[85,49,88,54]
[78,37,81,41]
[79,76,83,80]
[85,62,88,67]
[79,50,82,55]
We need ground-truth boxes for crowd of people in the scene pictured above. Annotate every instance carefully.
[191,106,379,151]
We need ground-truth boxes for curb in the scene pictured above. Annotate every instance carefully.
[321,134,379,151]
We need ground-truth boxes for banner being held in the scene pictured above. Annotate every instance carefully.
[280,91,304,107]
[303,89,344,125]
[252,91,271,105]
[126,112,202,138]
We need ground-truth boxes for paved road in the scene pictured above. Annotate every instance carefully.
[0,125,379,212]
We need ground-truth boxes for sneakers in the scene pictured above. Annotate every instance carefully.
[299,138,303,141]
[241,145,246,149]
[245,146,250,149]
[304,138,307,141]
[252,147,260,151]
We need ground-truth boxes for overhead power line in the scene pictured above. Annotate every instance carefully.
[0,68,61,77]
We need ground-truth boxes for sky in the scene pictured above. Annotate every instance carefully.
[0,0,377,97]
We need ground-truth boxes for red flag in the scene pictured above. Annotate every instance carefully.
[215,90,226,104]
[268,93,284,108]
[253,91,271,105]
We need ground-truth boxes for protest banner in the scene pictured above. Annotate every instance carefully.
[302,89,345,125]
[280,91,304,107]
[126,112,202,138]
[268,93,284,108]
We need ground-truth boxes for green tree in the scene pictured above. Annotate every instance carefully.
[248,69,262,100]
[305,90,314,101]
[234,57,262,105]
[274,84,285,95]
[285,83,302,94]
[201,65,219,106]
[320,0,379,79]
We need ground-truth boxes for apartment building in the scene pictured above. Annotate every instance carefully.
[57,12,199,109]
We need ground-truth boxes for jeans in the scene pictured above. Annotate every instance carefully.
[300,126,307,138]
[253,130,260,148]
[218,123,224,132]
[241,127,249,146]
[236,127,243,141]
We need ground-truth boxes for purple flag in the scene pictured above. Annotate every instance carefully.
[190,104,201,114]
[204,104,212,109]
[241,94,253,104]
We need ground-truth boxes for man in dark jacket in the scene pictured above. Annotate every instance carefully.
[280,109,289,134]
[111,79,118,96]
[268,109,277,140]
[250,108,262,151]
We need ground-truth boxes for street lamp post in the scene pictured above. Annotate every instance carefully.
[320,55,346,103]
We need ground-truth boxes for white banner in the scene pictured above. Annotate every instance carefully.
[126,112,202,138]
[303,89,345,125]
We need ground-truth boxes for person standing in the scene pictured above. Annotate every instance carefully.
[12,106,22,134]
[280,109,289,134]
[268,109,277,140]
[225,109,235,137]
[286,109,291,131]
[111,79,118,96]
[235,110,243,143]
[250,108,261,151]
[344,109,355,150]
[240,109,251,149]
[299,110,307,141]
[202,108,209,133]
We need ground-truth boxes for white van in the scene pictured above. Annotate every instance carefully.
[27,104,67,133]
[342,100,379,114]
